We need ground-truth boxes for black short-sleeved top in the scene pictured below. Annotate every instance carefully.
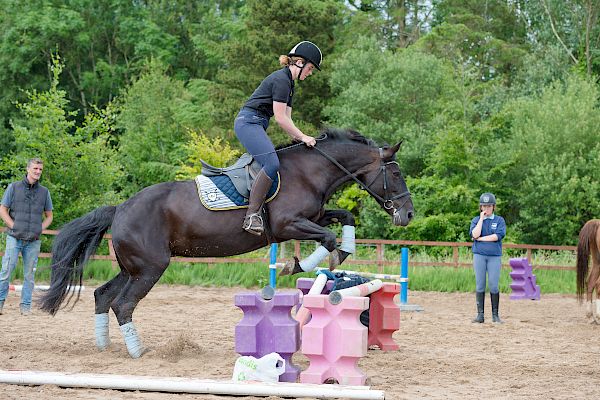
[243,67,294,118]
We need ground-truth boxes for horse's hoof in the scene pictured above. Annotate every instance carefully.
[329,249,341,271]
[278,257,302,276]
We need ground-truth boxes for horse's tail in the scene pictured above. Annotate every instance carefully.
[576,220,599,303]
[39,205,117,315]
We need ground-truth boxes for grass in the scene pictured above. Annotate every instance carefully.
[10,250,576,294]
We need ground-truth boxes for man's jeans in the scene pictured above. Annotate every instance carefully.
[0,235,41,308]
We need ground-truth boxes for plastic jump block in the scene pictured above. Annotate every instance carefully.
[300,294,369,386]
[234,290,301,382]
[509,258,541,300]
[367,282,400,351]
[296,277,335,295]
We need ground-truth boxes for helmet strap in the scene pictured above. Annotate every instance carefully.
[292,60,306,81]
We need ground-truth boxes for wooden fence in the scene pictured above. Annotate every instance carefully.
[0,228,577,271]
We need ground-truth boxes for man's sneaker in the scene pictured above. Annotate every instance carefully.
[20,306,31,316]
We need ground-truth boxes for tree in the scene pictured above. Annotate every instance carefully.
[498,75,600,244]
[324,36,458,176]
[115,61,195,195]
[0,54,122,225]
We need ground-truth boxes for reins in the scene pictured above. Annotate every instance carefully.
[312,145,411,210]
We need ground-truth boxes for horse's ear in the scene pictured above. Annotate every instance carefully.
[382,141,403,159]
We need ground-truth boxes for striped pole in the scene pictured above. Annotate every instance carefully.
[400,247,409,304]
[269,243,278,288]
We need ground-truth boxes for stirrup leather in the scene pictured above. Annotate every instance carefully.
[243,213,264,233]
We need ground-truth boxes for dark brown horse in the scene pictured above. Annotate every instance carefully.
[39,128,414,357]
[576,219,600,323]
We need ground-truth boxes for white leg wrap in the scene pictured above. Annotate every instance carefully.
[300,245,330,272]
[340,225,356,254]
[119,322,144,358]
[95,313,111,350]
[595,300,600,317]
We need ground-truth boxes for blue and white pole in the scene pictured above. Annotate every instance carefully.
[400,247,409,304]
[269,243,278,288]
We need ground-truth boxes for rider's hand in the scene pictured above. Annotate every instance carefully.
[302,134,316,147]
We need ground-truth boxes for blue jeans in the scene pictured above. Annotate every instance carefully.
[0,235,41,308]
[473,253,501,293]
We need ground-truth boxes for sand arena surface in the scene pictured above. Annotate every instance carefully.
[1,285,599,399]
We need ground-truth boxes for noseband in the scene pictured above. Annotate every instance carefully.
[313,146,411,210]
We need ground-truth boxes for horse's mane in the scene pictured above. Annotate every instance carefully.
[275,127,377,151]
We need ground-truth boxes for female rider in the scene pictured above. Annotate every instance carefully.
[234,41,321,235]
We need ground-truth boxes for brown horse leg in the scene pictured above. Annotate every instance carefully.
[110,255,170,358]
[592,244,600,323]
[94,270,129,350]
[277,218,339,276]
[315,210,356,270]
[587,261,600,321]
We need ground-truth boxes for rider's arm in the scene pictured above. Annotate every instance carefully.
[273,101,305,140]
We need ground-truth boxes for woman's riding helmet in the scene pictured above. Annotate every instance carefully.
[479,192,496,205]
[288,41,323,70]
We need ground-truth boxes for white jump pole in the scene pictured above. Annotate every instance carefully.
[0,370,385,400]
[9,284,85,292]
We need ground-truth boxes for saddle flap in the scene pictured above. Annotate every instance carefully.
[200,153,254,176]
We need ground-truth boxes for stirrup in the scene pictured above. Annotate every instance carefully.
[243,213,264,235]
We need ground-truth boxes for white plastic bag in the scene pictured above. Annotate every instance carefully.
[232,352,286,382]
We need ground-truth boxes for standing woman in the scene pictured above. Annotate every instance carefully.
[469,193,506,323]
[234,41,320,236]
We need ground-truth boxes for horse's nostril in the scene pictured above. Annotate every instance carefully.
[407,211,414,220]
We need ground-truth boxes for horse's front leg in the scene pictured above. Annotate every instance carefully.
[586,262,600,322]
[277,218,341,276]
[315,209,356,270]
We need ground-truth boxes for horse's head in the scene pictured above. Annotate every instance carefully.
[358,141,414,226]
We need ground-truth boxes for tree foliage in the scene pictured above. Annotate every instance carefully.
[0,1,598,246]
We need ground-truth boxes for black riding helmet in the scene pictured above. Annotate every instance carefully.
[479,192,496,205]
[288,41,323,71]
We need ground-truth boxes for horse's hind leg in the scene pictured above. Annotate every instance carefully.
[592,249,600,324]
[112,262,169,358]
[93,270,129,350]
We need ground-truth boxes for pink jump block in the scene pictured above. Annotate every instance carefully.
[300,294,369,386]
[509,258,541,300]
[368,282,400,351]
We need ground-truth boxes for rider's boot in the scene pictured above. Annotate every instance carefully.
[472,291,485,323]
[491,292,503,324]
[243,169,273,236]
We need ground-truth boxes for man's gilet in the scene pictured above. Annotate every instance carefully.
[7,177,49,241]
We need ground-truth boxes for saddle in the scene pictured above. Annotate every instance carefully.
[200,153,262,200]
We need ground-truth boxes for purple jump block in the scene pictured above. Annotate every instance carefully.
[235,290,301,382]
[509,258,541,300]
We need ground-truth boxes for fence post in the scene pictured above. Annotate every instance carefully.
[453,247,459,268]
[107,239,118,270]
[377,243,385,273]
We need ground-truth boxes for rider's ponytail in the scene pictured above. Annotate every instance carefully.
[279,55,304,67]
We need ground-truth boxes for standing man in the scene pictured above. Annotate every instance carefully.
[0,158,53,315]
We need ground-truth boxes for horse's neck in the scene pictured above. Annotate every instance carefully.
[282,144,372,195]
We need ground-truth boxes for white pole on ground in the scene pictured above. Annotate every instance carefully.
[9,285,85,292]
[0,370,385,400]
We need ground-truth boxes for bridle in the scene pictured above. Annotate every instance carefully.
[313,146,411,211]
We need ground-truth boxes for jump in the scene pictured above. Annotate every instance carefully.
[39,128,414,358]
